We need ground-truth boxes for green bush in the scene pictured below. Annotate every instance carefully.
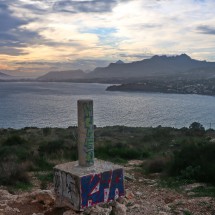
[0,135,30,162]
[188,122,205,136]
[38,140,64,155]
[33,157,53,171]
[95,144,144,161]
[0,161,30,186]
[144,156,169,174]
[169,142,215,184]
[3,135,26,146]
[42,127,51,136]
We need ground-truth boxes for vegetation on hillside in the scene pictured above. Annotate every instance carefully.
[0,123,215,191]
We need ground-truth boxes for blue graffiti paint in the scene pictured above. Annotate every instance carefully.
[109,169,124,200]
[80,169,124,208]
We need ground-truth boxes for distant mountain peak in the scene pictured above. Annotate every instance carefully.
[88,53,215,80]
[150,54,192,62]
[0,71,10,77]
[115,60,125,64]
[37,69,86,81]
[179,53,191,59]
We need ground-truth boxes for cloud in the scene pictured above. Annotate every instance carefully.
[0,47,28,56]
[119,53,153,59]
[196,25,215,35]
[13,58,111,72]
[140,24,163,29]
[2,0,215,70]
[0,2,42,56]
[50,0,118,13]
[0,3,27,31]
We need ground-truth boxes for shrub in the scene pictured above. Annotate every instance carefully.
[42,127,51,136]
[0,138,31,186]
[3,135,26,146]
[0,161,30,186]
[33,157,53,171]
[38,140,64,155]
[169,142,215,184]
[188,122,205,136]
[144,156,169,174]
[95,144,143,161]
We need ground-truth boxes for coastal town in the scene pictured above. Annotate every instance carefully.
[107,79,215,96]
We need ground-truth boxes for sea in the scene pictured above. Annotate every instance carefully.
[1,82,215,129]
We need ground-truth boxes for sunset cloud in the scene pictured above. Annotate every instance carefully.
[1,0,215,74]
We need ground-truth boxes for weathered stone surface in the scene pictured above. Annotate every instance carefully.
[0,189,18,201]
[30,190,55,206]
[32,213,44,215]
[85,205,112,215]
[54,159,125,211]
[113,202,127,215]
[78,100,94,167]
[63,210,79,215]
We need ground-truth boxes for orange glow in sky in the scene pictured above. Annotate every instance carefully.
[1,0,215,75]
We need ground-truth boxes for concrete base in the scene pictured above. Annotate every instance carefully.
[54,159,125,211]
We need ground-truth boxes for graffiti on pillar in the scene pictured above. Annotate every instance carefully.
[54,171,80,208]
[80,169,124,208]
[83,102,94,165]
[54,171,61,196]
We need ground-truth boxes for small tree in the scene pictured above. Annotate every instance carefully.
[188,122,205,136]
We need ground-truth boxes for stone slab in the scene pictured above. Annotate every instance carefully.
[54,159,125,211]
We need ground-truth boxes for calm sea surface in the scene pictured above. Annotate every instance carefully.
[1,82,215,129]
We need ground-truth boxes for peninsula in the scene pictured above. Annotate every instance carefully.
[106,79,215,96]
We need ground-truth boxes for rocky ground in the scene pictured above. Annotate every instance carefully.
[0,160,215,215]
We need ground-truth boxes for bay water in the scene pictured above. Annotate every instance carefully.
[1,82,215,129]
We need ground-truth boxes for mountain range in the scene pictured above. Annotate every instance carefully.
[37,69,85,81]
[0,72,12,80]
[2,54,215,82]
[37,54,215,82]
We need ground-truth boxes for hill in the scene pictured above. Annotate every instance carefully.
[36,54,215,82]
[0,71,12,80]
[37,69,86,81]
[86,54,215,80]
[0,126,215,214]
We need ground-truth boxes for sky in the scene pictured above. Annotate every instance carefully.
[1,0,215,75]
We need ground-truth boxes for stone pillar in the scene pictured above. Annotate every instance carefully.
[54,100,125,211]
[77,100,94,167]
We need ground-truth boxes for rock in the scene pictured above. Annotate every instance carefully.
[117,197,128,204]
[182,183,206,192]
[135,191,142,196]
[0,189,18,201]
[125,173,135,181]
[63,210,78,215]
[127,160,143,166]
[125,190,134,200]
[32,213,44,215]
[84,205,112,215]
[164,197,176,204]
[0,203,7,207]
[143,178,156,185]
[14,208,20,213]
[113,202,127,215]
[130,204,140,209]
[187,192,195,196]
[163,205,171,212]
[158,212,168,215]
[30,190,55,206]
[4,205,20,213]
